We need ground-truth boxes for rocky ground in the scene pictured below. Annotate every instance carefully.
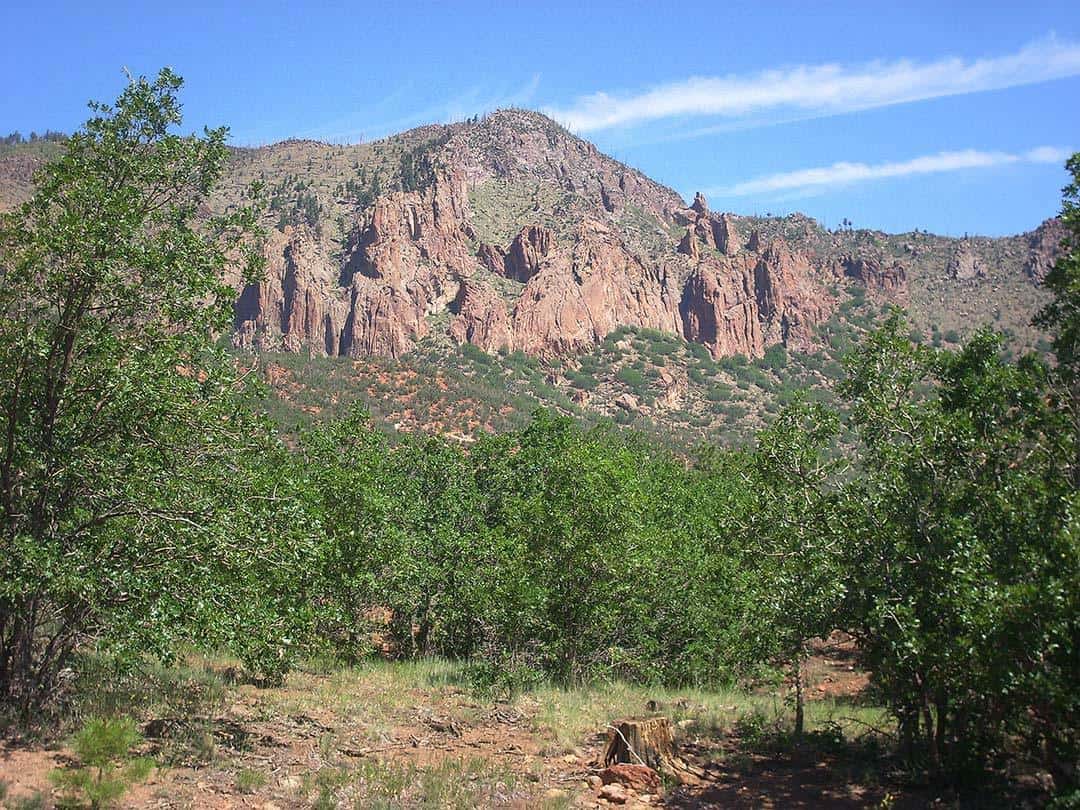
[2,638,1036,809]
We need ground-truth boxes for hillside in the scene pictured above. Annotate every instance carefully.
[0,110,1062,442]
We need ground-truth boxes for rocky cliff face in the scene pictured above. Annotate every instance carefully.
[839,255,907,294]
[511,220,682,357]
[0,110,1060,366]
[233,227,349,356]
[678,234,833,358]
[228,110,862,362]
[1025,217,1067,282]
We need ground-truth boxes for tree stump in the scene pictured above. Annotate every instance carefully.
[603,717,677,771]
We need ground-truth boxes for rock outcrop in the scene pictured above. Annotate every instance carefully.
[753,240,832,351]
[674,195,742,260]
[948,243,985,280]
[512,221,681,357]
[679,237,832,359]
[712,213,741,257]
[841,255,908,294]
[233,226,350,355]
[1025,217,1066,281]
[216,110,1051,367]
[679,259,765,359]
[449,278,512,353]
[504,225,555,282]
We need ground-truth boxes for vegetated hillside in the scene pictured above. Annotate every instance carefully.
[0,135,65,210]
[0,110,1061,442]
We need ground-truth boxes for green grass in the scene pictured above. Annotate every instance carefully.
[519,680,888,757]
[234,767,267,793]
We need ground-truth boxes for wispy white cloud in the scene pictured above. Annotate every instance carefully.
[546,37,1080,132]
[709,146,1072,198]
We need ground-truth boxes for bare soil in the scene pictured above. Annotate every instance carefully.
[0,647,993,809]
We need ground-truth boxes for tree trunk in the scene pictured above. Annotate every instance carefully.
[793,652,805,737]
[604,717,678,772]
[922,685,941,775]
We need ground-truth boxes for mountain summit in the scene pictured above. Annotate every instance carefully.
[210,109,1060,365]
[0,108,1061,372]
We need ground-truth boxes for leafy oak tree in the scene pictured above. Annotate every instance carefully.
[840,314,1077,786]
[0,69,280,716]
[1037,152,1080,486]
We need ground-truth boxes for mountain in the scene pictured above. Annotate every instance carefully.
[0,110,1064,443]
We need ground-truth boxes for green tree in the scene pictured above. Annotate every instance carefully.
[50,717,153,808]
[840,315,1077,784]
[0,69,276,715]
[1036,153,1080,486]
[748,399,846,735]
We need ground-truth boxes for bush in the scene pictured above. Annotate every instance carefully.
[566,370,599,390]
[688,342,712,362]
[616,367,646,389]
[460,342,494,365]
[50,717,153,809]
[759,344,788,371]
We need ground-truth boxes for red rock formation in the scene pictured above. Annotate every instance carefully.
[677,228,700,260]
[504,225,555,282]
[600,764,662,793]
[333,170,476,357]
[711,213,741,257]
[512,221,681,357]
[841,255,908,294]
[230,116,833,363]
[449,278,513,353]
[679,258,764,359]
[676,199,739,259]
[753,241,831,351]
[233,226,350,355]
[477,242,506,275]
[679,239,832,358]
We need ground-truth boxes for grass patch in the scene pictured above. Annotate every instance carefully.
[234,766,267,793]
[303,756,519,809]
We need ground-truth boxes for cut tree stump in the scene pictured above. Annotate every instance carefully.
[603,717,676,771]
[603,717,706,784]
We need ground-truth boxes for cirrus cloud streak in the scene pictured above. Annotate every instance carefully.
[546,37,1080,132]
[709,146,1072,198]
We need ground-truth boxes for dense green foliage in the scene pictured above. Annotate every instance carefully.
[0,69,292,716]
[1,73,1077,799]
[840,319,1078,783]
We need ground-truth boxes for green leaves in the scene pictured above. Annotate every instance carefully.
[0,69,280,714]
[50,716,153,809]
[1035,153,1080,379]
[836,310,1078,782]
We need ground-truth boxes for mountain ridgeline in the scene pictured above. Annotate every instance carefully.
[0,109,1063,437]
[215,109,1059,358]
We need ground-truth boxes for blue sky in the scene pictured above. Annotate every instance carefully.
[3,1,1078,236]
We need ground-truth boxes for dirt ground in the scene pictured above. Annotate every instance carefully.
[0,641,1014,809]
